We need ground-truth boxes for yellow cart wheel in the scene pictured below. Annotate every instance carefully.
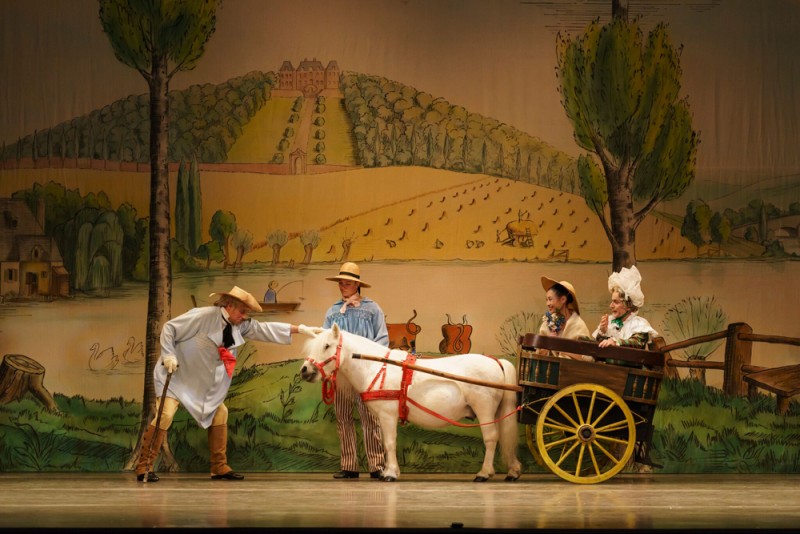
[536,383,635,484]
[526,421,612,474]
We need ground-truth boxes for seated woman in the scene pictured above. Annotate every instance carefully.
[592,265,658,351]
[537,276,592,361]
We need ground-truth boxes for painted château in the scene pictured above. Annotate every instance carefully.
[278,58,340,97]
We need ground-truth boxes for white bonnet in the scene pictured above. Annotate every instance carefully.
[607,265,645,308]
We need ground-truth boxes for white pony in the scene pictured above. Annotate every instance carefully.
[299,324,522,482]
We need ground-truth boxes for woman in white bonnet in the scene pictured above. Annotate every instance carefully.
[592,265,658,349]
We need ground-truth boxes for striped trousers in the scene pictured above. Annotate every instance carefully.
[335,379,385,473]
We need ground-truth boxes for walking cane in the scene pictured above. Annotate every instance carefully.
[143,371,172,484]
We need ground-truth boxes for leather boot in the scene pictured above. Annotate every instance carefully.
[208,424,244,480]
[134,424,167,481]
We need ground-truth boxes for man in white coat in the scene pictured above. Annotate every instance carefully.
[134,286,318,482]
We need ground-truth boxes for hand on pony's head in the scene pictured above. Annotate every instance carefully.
[298,324,324,337]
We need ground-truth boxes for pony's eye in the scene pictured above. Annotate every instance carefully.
[324,344,330,350]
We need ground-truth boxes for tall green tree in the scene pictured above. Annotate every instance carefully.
[99,0,219,467]
[556,13,699,271]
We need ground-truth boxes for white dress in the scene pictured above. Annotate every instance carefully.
[592,313,658,345]
[154,306,291,428]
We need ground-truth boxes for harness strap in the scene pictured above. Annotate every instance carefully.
[407,397,522,428]
[481,353,504,370]
[361,352,417,424]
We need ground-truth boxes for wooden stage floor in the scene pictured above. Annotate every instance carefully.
[0,472,798,531]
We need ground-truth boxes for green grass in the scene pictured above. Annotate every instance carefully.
[1,363,797,475]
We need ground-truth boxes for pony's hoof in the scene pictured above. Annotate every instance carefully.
[473,476,489,482]
[382,476,397,482]
[504,475,520,482]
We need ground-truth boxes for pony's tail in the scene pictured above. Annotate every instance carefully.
[497,359,522,477]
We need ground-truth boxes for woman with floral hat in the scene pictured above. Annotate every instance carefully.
[592,265,658,349]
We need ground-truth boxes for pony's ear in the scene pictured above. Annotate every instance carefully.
[331,323,340,338]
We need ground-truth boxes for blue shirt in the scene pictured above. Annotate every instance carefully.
[323,297,389,347]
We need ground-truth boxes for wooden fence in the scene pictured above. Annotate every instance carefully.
[655,322,800,413]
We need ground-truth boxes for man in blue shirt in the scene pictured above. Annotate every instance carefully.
[322,262,387,479]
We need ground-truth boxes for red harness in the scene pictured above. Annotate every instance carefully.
[307,336,519,426]
[304,334,343,405]
[360,352,417,424]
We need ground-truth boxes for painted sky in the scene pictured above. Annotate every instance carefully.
[2,0,799,179]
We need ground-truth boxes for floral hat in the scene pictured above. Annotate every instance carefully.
[607,265,645,308]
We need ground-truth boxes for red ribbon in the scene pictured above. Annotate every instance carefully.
[218,346,236,378]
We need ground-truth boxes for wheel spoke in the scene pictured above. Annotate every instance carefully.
[588,444,603,476]
[571,392,586,426]
[595,434,631,446]
[595,419,632,434]
[589,398,618,428]
[573,443,587,476]
[552,401,581,429]
[543,433,577,450]
[553,441,580,468]
[541,418,576,435]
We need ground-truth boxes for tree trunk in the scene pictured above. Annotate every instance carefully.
[340,240,352,262]
[0,354,58,412]
[271,244,281,265]
[302,244,313,264]
[127,54,177,472]
[605,167,637,271]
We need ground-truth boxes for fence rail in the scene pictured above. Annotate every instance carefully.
[660,322,799,402]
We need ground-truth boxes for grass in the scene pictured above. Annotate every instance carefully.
[0,363,797,475]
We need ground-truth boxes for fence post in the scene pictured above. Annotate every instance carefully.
[723,322,752,396]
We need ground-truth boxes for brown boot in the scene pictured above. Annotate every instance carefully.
[134,425,167,482]
[208,424,244,480]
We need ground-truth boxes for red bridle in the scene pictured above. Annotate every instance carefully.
[305,334,343,405]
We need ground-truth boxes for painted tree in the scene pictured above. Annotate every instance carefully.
[267,229,288,265]
[99,0,219,468]
[300,230,321,264]
[209,210,237,268]
[556,13,699,271]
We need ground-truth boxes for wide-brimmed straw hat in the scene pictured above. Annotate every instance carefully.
[326,262,371,288]
[209,286,263,312]
[541,276,580,315]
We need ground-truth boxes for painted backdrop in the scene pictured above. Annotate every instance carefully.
[1,0,798,476]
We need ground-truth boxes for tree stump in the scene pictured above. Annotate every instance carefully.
[0,354,59,411]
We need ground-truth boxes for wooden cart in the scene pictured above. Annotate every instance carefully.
[517,334,667,484]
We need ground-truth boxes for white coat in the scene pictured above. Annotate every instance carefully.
[154,306,291,428]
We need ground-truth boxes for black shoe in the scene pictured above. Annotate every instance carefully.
[370,470,384,479]
[333,470,359,479]
[211,471,244,480]
[136,472,159,482]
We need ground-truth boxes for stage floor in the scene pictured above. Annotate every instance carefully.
[0,472,798,530]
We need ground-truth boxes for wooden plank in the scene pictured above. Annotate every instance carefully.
[521,334,666,369]
[742,364,800,396]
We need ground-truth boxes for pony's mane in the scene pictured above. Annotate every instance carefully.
[338,328,390,354]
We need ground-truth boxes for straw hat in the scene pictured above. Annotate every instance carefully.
[209,286,263,312]
[326,262,371,288]
[541,276,580,315]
